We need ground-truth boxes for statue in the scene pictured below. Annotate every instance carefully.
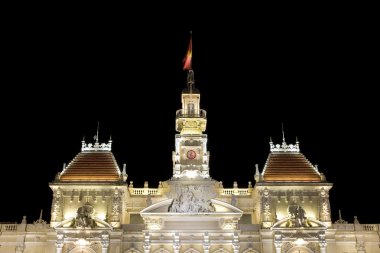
[295,205,306,227]
[287,204,309,227]
[74,204,96,228]
[168,185,215,213]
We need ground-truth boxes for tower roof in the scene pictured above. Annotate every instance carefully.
[59,140,121,182]
[261,139,321,182]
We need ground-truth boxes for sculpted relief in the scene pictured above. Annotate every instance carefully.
[168,185,215,213]
[73,203,96,228]
[287,204,311,227]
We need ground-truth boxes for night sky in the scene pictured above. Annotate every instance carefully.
[1,7,378,224]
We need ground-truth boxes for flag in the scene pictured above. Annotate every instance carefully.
[183,37,192,70]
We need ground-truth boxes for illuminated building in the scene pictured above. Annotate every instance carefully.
[0,65,379,253]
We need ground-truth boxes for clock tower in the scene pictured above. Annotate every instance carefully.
[173,69,209,179]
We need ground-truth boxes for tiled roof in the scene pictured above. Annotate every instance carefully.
[262,153,321,182]
[59,151,120,182]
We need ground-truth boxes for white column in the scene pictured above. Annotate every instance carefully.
[56,246,62,253]
[143,245,151,253]
[274,232,282,253]
[232,232,240,253]
[274,241,282,253]
[173,245,181,253]
[203,245,211,253]
[143,232,151,253]
[173,232,181,253]
[56,233,64,253]
[101,233,109,253]
[319,232,327,253]
[203,232,210,253]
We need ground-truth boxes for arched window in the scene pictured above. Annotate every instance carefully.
[242,249,260,253]
[212,249,230,253]
[124,249,141,253]
[286,246,314,253]
[69,247,97,253]
[184,248,201,253]
[153,248,171,253]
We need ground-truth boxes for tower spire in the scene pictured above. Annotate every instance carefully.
[96,121,100,143]
[281,122,286,143]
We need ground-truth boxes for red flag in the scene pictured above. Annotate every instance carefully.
[183,37,192,70]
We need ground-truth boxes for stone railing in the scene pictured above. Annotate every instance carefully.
[360,224,379,231]
[220,188,252,196]
[129,188,161,196]
[0,223,18,232]
[333,223,379,231]
[0,223,52,232]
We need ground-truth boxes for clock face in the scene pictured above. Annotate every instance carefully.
[186,150,197,159]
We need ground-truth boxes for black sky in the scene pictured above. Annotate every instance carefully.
[1,6,378,224]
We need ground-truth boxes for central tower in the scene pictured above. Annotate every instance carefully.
[173,69,209,179]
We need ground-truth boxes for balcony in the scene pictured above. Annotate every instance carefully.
[176,109,207,119]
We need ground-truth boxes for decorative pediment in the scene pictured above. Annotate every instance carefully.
[140,199,243,230]
[54,217,113,229]
[140,198,243,214]
[272,217,327,230]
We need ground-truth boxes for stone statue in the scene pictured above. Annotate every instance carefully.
[74,204,95,228]
[287,204,308,227]
[295,205,306,227]
[168,185,215,213]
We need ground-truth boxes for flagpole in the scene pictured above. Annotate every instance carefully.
[184,32,193,96]
[183,32,194,114]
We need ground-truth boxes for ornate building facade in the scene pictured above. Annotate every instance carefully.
[1,70,379,253]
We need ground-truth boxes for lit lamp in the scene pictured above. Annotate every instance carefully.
[293,238,308,246]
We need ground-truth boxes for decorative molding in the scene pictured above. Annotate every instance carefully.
[111,189,122,222]
[51,188,63,222]
[101,232,110,249]
[56,232,64,249]
[261,187,272,224]
[81,140,112,152]
[65,232,102,239]
[319,188,331,222]
[221,218,239,230]
[143,217,163,230]
[270,141,300,153]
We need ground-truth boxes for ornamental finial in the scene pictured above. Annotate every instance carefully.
[281,122,286,143]
[95,121,100,143]
[335,209,348,224]
[270,137,300,153]
[81,133,112,152]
